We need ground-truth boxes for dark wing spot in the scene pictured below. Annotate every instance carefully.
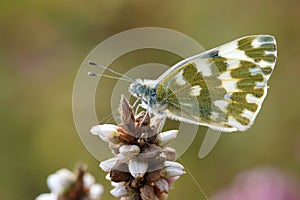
[207,50,220,58]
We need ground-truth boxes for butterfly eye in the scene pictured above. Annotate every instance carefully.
[136,85,145,97]
[150,90,156,97]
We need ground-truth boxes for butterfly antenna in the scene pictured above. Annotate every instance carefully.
[88,72,132,82]
[88,61,135,82]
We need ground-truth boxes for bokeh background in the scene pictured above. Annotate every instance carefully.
[1,0,300,199]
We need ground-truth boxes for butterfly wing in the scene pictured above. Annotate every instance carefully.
[155,35,277,132]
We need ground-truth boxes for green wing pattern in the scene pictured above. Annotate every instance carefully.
[155,35,277,132]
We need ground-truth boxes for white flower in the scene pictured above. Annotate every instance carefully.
[35,193,57,200]
[90,124,118,143]
[83,172,95,188]
[37,167,104,200]
[110,185,128,197]
[94,96,185,199]
[163,147,176,161]
[89,183,104,200]
[156,130,178,147]
[119,145,140,157]
[47,168,75,195]
[111,181,124,187]
[105,173,111,181]
[164,161,185,169]
[99,157,118,172]
[163,161,186,178]
[128,159,149,178]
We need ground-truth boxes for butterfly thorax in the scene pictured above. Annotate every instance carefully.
[129,79,167,116]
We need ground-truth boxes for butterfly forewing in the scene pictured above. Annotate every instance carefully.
[155,35,277,132]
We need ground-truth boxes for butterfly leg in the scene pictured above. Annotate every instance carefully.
[132,98,140,109]
[134,103,143,116]
[139,99,151,126]
[157,114,167,132]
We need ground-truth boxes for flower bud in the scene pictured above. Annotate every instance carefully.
[83,172,95,188]
[119,145,141,157]
[89,184,104,200]
[163,147,176,161]
[156,130,178,147]
[47,168,75,195]
[110,185,128,198]
[35,193,58,200]
[129,159,149,178]
[90,124,118,143]
[100,157,118,172]
[163,161,185,178]
[155,178,169,193]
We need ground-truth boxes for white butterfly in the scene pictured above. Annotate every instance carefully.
[89,35,277,132]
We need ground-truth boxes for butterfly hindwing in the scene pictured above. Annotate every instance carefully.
[155,35,277,132]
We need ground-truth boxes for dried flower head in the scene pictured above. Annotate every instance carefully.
[91,96,185,200]
[36,165,104,200]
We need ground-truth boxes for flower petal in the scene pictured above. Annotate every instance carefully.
[99,158,118,172]
[163,161,185,178]
[83,172,95,188]
[129,159,148,178]
[89,183,104,199]
[163,147,176,161]
[119,145,140,157]
[156,130,178,147]
[163,161,184,169]
[47,168,75,194]
[110,185,128,198]
[35,193,58,200]
[90,124,118,143]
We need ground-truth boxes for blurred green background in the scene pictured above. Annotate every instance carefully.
[1,0,300,199]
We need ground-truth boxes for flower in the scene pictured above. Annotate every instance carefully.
[156,130,178,148]
[91,96,185,199]
[36,193,57,200]
[210,167,300,200]
[90,124,119,143]
[163,161,185,178]
[47,168,75,195]
[36,166,104,200]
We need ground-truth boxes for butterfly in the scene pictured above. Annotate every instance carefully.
[89,35,277,132]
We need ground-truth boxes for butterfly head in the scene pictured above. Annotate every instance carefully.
[129,79,158,106]
[129,79,147,99]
